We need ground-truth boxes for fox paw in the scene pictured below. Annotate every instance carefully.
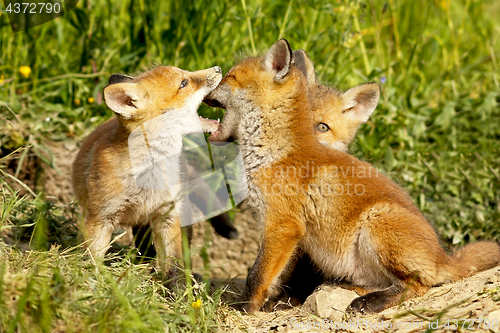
[346,293,387,315]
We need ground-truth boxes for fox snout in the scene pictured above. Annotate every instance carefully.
[203,75,230,109]
[212,66,222,75]
[204,66,223,89]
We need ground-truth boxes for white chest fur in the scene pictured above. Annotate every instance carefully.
[104,100,207,225]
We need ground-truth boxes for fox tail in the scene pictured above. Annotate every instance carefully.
[450,241,500,278]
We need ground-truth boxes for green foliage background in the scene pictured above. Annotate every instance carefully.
[0,0,499,331]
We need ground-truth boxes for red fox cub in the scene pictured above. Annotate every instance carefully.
[293,50,374,152]
[72,65,222,279]
[204,39,500,314]
[260,50,378,308]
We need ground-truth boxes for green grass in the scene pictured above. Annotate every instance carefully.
[0,245,229,333]
[1,0,499,331]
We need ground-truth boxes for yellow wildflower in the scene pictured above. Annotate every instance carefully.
[0,75,4,84]
[19,66,31,78]
[88,97,95,103]
[439,0,449,10]
[74,99,81,106]
[191,299,202,309]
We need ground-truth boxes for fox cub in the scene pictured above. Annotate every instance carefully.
[293,49,374,152]
[204,39,500,314]
[261,49,378,308]
[72,65,222,279]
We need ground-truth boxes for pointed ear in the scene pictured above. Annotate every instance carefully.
[103,83,140,119]
[341,83,380,124]
[108,74,134,85]
[293,49,316,86]
[264,39,293,81]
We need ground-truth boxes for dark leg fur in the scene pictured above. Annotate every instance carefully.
[133,225,157,263]
[233,245,268,312]
[134,215,237,243]
[187,174,239,240]
[262,252,324,311]
[208,213,239,239]
[133,213,234,263]
[133,224,193,264]
[347,284,405,314]
[285,253,325,302]
[347,278,430,315]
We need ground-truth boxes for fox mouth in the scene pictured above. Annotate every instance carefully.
[198,116,220,134]
[203,97,228,142]
[203,97,225,110]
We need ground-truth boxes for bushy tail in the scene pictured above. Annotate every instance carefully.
[451,241,500,278]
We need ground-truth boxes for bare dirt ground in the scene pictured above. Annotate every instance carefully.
[41,140,500,332]
[224,267,500,333]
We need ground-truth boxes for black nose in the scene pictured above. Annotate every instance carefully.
[213,66,222,74]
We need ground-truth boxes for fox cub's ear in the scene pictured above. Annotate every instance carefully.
[264,39,293,81]
[103,83,141,119]
[108,74,134,85]
[341,83,380,124]
[292,50,316,86]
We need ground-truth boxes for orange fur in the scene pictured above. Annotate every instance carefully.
[205,40,500,314]
[293,49,376,152]
[72,65,222,279]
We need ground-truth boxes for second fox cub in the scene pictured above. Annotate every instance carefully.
[72,65,222,278]
[293,49,373,152]
[205,39,500,314]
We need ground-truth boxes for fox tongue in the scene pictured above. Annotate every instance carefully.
[199,116,220,133]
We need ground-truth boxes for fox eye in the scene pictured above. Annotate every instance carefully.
[318,123,330,132]
[179,79,188,89]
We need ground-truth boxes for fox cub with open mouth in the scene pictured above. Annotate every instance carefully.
[204,39,500,314]
[261,49,381,308]
[72,65,222,280]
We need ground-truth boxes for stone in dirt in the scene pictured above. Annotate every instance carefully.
[302,285,358,322]
[489,309,500,333]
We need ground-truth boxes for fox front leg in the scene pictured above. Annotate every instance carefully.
[83,213,114,258]
[235,216,305,312]
[150,210,183,285]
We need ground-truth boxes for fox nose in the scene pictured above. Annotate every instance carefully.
[213,66,222,74]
